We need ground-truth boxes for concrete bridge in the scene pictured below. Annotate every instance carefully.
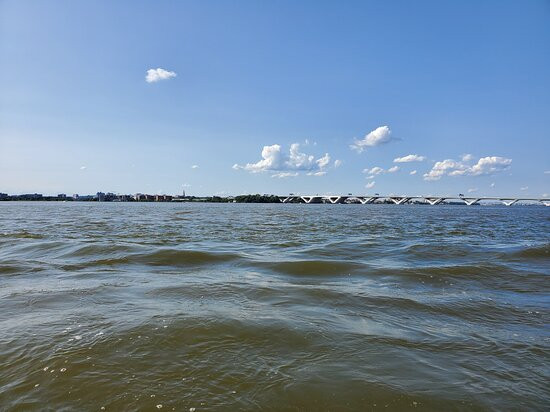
[278,195,550,206]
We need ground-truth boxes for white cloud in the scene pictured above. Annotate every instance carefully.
[410,170,417,175]
[363,166,384,175]
[520,186,528,191]
[365,181,376,189]
[393,154,426,163]
[316,153,331,169]
[545,171,550,174]
[462,154,474,162]
[145,68,177,83]
[468,188,478,193]
[80,166,87,170]
[350,126,394,153]
[388,165,399,173]
[272,172,299,178]
[334,159,342,168]
[424,156,512,181]
[191,165,199,169]
[234,143,333,176]
[469,157,512,176]
[490,182,495,188]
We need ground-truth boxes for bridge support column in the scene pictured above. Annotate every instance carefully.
[327,196,348,204]
[300,196,322,204]
[425,197,445,205]
[462,198,481,206]
[358,197,376,204]
[501,199,519,206]
[389,197,411,205]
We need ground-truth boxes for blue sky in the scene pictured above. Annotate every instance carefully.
[1,0,549,196]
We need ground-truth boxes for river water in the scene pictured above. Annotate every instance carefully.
[0,202,548,411]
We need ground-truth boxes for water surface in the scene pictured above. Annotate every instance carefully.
[0,202,549,410]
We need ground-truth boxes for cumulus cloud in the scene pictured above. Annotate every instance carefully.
[388,166,400,173]
[366,181,376,189]
[316,153,331,169]
[334,159,342,168]
[393,154,426,163]
[233,143,333,177]
[424,156,512,181]
[410,170,417,175]
[145,68,177,83]
[462,154,474,162]
[350,126,395,153]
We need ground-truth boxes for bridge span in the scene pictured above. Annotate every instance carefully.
[278,195,550,206]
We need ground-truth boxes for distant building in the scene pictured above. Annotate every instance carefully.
[96,192,105,202]
[18,193,43,200]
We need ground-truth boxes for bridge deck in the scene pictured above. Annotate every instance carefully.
[278,195,550,206]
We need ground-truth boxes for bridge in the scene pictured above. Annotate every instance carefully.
[278,195,550,206]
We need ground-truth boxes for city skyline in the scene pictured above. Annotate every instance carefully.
[1,1,549,197]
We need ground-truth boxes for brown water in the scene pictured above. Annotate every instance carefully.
[0,202,549,411]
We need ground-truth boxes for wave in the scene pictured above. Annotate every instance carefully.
[507,243,550,260]
[258,260,365,276]
[62,248,243,269]
[1,231,45,239]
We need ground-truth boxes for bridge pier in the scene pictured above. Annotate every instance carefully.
[462,198,481,206]
[300,196,322,204]
[389,197,411,205]
[357,197,377,204]
[327,196,348,204]
[501,199,519,206]
[425,197,445,205]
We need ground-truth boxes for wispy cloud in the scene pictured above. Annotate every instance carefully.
[80,166,87,170]
[410,170,417,175]
[362,165,398,177]
[393,154,426,163]
[145,68,177,83]
[363,166,384,176]
[191,165,199,169]
[365,181,376,189]
[272,172,299,178]
[351,126,395,153]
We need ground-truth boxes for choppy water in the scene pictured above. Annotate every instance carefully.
[0,202,549,411]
